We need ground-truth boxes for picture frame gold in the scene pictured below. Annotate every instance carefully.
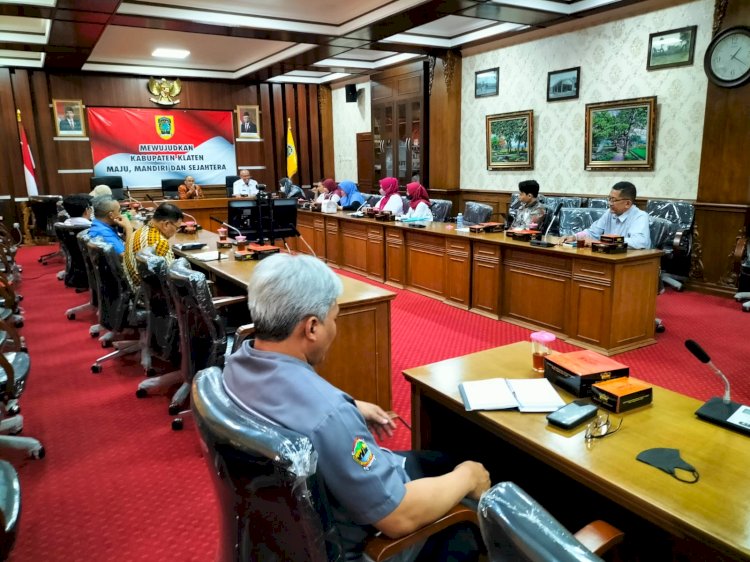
[236,105,260,138]
[53,99,86,137]
[584,97,656,171]
[486,110,533,170]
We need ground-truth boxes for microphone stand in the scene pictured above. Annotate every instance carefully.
[288,224,316,258]
[530,204,562,248]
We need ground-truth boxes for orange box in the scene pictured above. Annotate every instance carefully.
[591,377,653,412]
[544,350,629,397]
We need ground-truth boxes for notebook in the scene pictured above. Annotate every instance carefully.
[458,377,565,413]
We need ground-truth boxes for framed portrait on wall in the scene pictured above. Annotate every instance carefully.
[486,110,533,170]
[236,105,260,138]
[584,97,656,171]
[53,99,86,137]
[647,26,697,70]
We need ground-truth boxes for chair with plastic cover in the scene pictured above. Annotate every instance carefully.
[73,230,103,338]
[734,239,750,312]
[86,238,148,373]
[161,179,183,199]
[55,223,89,291]
[0,459,20,559]
[586,198,609,209]
[558,208,607,237]
[90,176,124,200]
[0,319,44,460]
[478,482,623,562]
[167,259,245,426]
[646,200,694,292]
[463,202,493,225]
[649,216,678,333]
[192,367,479,562]
[225,175,240,198]
[430,199,453,222]
[366,194,383,208]
[134,249,182,397]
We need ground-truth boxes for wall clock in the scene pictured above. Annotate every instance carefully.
[704,26,750,88]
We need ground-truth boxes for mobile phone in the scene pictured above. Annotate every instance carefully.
[408,223,426,228]
[546,400,598,429]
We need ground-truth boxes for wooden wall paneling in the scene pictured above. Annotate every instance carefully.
[30,70,58,194]
[259,84,275,186]
[271,84,285,183]
[428,56,461,190]
[179,80,236,109]
[0,69,24,201]
[319,86,335,179]
[356,132,374,191]
[308,86,322,183]
[295,84,310,187]
[283,84,298,190]
[10,70,40,196]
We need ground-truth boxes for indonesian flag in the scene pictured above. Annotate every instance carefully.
[286,118,298,180]
[20,127,38,196]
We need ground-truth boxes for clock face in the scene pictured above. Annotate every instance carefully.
[706,27,750,87]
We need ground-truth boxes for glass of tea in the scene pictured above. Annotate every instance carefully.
[530,331,556,373]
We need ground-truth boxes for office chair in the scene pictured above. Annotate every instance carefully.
[463,202,493,225]
[0,459,20,560]
[133,249,181,393]
[646,200,695,292]
[649,216,679,333]
[86,238,149,373]
[735,243,750,312]
[72,230,103,338]
[160,179,183,199]
[366,194,383,208]
[192,366,479,562]
[29,196,64,265]
[558,208,606,237]
[167,258,245,426]
[430,199,453,222]
[586,198,609,209]
[225,175,240,197]
[0,319,44,460]
[90,176,125,201]
[478,482,624,562]
[55,224,89,292]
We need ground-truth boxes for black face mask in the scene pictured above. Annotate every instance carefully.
[636,448,699,483]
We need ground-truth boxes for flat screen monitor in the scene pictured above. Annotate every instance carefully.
[270,198,298,240]
[227,198,298,243]
[227,199,260,241]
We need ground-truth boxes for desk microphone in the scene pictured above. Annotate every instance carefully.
[209,215,242,237]
[530,203,562,248]
[684,339,750,436]
[349,202,369,217]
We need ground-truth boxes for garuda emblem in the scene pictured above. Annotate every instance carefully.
[148,77,182,106]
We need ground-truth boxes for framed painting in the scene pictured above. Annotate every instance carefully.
[647,25,697,70]
[236,105,260,138]
[486,110,533,170]
[475,67,499,98]
[53,99,86,136]
[547,66,580,101]
[584,97,656,171]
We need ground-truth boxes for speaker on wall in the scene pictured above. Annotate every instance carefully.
[345,84,358,103]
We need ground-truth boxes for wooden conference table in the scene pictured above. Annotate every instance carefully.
[290,210,663,356]
[404,342,750,560]
[173,228,395,409]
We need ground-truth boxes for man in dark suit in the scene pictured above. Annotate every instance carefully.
[240,111,257,134]
[59,107,81,132]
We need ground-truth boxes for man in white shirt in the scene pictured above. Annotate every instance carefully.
[62,194,92,227]
[232,169,259,198]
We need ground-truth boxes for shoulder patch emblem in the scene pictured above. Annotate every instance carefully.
[352,437,375,470]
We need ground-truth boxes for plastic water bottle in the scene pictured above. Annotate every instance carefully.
[456,213,464,229]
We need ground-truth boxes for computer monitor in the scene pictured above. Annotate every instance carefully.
[270,199,298,240]
[227,198,298,243]
[227,199,260,242]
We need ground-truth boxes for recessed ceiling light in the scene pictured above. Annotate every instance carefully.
[152,48,190,59]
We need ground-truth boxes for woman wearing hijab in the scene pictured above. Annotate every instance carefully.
[338,180,366,211]
[278,177,304,200]
[402,181,433,221]
[315,178,343,204]
[375,177,404,216]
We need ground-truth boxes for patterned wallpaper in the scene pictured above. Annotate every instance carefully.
[332,83,371,182]
[460,0,713,200]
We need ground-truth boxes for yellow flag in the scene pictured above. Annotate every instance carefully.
[286,118,298,179]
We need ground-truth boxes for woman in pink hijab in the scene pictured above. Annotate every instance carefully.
[315,178,343,203]
[375,177,404,215]
[402,182,433,221]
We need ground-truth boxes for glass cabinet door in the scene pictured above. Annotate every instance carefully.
[372,97,421,187]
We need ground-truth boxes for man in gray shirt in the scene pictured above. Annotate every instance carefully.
[559,181,651,249]
[222,253,489,561]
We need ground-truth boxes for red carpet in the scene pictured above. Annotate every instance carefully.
[7,245,750,561]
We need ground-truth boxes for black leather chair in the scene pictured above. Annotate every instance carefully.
[225,175,240,198]
[430,199,453,222]
[586,198,609,209]
[73,230,103,338]
[90,176,124,201]
[478,482,623,562]
[366,194,383,208]
[0,319,44,460]
[55,223,89,292]
[735,242,750,312]
[650,216,679,333]
[167,258,245,424]
[0,459,20,559]
[29,196,63,265]
[192,367,479,561]
[161,178,183,199]
[86,238,148,373]
[646,200,695,292]
[463,202,493,225]
[134,248,181,391]
[558,208,606,237]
